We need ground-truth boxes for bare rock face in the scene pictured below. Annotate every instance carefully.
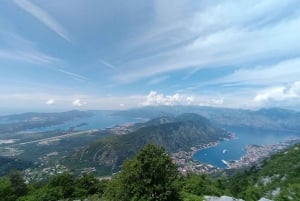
[204,196,274,201]
[204,196,245,201]
[258,198,273,201]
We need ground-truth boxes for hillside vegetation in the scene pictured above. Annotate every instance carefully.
[226,143,300,200]
[1,143,299,201]
[63,113,230,175]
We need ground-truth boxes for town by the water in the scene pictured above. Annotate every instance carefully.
[172,138,300,175]
[20,126,300,183]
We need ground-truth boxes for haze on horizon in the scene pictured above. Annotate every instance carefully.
[0,0,300,112]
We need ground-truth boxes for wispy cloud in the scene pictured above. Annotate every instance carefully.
[57,69,88,82]
[197,57,300,89]
[0,31,61,64]
[147,75,169,85]
[0,49,60,64]
[115,0,300,83]
[98,59,117,70]
[13,0,71,42]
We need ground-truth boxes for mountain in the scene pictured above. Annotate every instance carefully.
[225,143,300,200]
[114,106,300,131]
[63,113,230,175]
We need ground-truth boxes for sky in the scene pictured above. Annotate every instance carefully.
[0,0,300,112]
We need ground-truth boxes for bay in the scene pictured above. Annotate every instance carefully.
[193,127,299,168]
[26,111,146,132]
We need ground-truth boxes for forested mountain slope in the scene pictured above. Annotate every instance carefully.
[63,113,230,175]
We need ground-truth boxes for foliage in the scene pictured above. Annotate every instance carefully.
[9,171,28,198]
[226,143,300,200]
[0,177,14,201]
[67,114,229,175]
[16,172,108,201]
[1,143,300,200]
[182,174,226,197]
[0,158,33,177]
[104,144,181,201]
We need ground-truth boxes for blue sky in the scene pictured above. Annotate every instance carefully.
[0,0,300,111]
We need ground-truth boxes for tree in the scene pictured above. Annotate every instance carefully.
[0,177,14,201]
[75,173,103,197]
[9,170,27,198]
[183,174,223,197]
[104,144,181,201]
[48,172,75,199]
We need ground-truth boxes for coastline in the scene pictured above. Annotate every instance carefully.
[225,138,300,169]
[191,132,236,158]
[190,141,219,158]
[172,132,236,174]
[173,133,299,174]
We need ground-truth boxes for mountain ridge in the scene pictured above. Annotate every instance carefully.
[114,106,300,131]
[63,113,230,175]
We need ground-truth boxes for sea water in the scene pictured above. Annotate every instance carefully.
[193,127,299,168]
[25,111,146,132]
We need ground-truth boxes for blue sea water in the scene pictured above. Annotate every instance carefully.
[193,127,299,168]
[26,112,146,132]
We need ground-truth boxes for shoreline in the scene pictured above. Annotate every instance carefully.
[175,134,300,174]
[224,138,300,169]
[190,141,220,159]
[191,132,236,159]
[172,132,236,174]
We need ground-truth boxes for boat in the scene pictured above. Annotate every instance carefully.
[221,159,230,168]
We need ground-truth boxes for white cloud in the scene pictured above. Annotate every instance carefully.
[13,0,70,42]
[186,96,195,104]
[0,91,141,110]
[254,81,300,103]
[115,0,300,83]
[142,91,228,108]
[45,98,55,105]
[72,99,86,107]
[289,81,300,95]
[143,91,195,106]
[199,98,224,107]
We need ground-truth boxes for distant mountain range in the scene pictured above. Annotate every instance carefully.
[114,106,300,131]
[1,106,299,132]
[63,113,230,175]
[1,106,299,177]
